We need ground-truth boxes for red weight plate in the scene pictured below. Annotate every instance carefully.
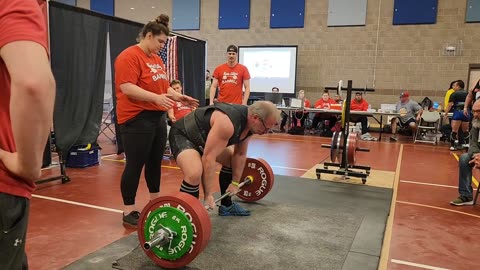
[330,131,340,162]
[138,193,211,269]
[237,158,275,202]
[347,133,358,165]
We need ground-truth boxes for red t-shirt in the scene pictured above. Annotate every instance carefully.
[172,101,192,120]
[304,99,311,108]
[115,45,170,124]
[0,0,49,199]
[351,99,369,111]
[213,63,250,104]
[314,98,337,109]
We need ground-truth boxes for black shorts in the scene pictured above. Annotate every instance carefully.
[0,192,30,270]
[168,127,203,160]
[397,117,416,127]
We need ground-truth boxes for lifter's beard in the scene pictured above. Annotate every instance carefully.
[473,118,480,128]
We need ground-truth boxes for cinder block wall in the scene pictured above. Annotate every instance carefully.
[79,0,480,108]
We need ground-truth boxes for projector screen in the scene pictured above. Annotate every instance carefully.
[238,46,297,94]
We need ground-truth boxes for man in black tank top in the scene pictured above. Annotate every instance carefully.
[169,101,280,215]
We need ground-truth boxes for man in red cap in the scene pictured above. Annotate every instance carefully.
[209,45,251,105]
[390,91,423,141]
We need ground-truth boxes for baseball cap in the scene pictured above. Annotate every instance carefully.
[400,91,409,98]
[227,45,238,53]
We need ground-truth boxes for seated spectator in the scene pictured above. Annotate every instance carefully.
[270,86,289,132]
[167,80,194,123]
[450,99,480,206]
[312,91,338,133]
[350,92,371,139]
[334,94,342,104]
[390,91,423,142]
[292,90,311,127]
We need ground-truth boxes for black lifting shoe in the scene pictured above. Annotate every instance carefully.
[122,211,140,228]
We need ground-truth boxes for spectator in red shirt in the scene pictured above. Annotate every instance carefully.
[0,0,56,268]
[312,91,338,132]
[168,80,194,123]
[292,90,311,127]
[350,92,370,136]
[209,45,251,105]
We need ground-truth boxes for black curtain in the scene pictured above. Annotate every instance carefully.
[107,20,143,154]
[49,2,107,157]
[177,37,206,105]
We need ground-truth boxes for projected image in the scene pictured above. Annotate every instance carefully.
[244,51,291,78]
[239,46,297,94]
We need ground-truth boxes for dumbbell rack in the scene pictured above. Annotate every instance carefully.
[316,80,372,184]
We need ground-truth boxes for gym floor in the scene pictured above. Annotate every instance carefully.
[32,132,479,270]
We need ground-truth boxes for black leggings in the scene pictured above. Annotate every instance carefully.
[119,111,167,205]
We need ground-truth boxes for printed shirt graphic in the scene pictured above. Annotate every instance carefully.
[213,63,250,104]
[396,100,421,122]
[115,45,170,124]
[314,98,337,109]
[173,101,192,120]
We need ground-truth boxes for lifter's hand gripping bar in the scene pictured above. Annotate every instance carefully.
[205,176,254,210]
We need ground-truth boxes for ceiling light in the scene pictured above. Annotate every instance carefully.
[130,7,135,10]
[152,6,155,8]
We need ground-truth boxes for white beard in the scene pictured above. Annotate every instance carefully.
[473,119,480,128]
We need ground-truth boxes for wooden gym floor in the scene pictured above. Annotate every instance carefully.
[31,132,479,270]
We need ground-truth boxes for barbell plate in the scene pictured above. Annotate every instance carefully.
[237,157,275,202]
[330,131,338,162]
[347,133,358,165]
[138,193,211,269]
[143,206,193,260]
[336,131,343,163]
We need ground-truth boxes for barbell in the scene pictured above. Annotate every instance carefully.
[321,131,370,165]
[137,157,275,269]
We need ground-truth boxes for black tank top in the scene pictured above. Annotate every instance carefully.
[175,103,251,147]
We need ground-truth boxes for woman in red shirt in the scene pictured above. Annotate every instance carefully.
[292,90,311,127]
[114,14,198,227]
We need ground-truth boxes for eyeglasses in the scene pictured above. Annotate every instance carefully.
[257,116,271,132]
[260,118,269,130]
[472,110,480,114]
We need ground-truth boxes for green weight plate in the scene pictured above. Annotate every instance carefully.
[143,206,193,261]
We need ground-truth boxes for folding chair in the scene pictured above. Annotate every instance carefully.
[414,111,440,145]
[100,107,116,144]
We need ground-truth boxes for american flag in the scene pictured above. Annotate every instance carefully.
[159,36,178,81]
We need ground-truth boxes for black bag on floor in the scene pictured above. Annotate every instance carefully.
[288,126,305,135]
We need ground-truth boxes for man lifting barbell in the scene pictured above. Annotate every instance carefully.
[169,101,280,215]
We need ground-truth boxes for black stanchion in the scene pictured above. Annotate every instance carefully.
[316,80,372,184]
